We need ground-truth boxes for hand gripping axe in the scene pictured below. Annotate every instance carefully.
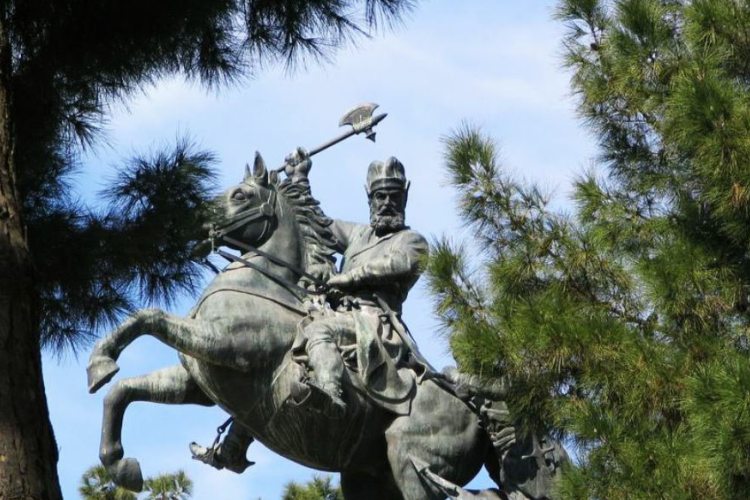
[274,102,387,173]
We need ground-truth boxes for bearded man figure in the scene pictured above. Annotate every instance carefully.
[289,151,432,418]
[190,149,528,492]
[190,152,434,470]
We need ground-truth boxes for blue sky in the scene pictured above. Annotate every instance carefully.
[43,2,597,498]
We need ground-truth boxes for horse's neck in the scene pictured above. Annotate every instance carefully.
[250,200,304,284]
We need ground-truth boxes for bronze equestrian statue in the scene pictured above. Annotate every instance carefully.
[87,143,566,498]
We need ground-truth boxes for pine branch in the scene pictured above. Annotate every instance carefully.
[33,139,219,353]
[433,2,750,496]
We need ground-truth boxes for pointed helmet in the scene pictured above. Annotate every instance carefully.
[366,157,409,194]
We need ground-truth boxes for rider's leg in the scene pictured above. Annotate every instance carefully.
[302,314,355,411]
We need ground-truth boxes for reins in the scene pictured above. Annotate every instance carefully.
[220,235,328,291]
[207,184,329,299]
[214,247,316,300]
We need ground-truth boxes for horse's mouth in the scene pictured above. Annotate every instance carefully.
[203,215,234,240]
[210,208,264,241]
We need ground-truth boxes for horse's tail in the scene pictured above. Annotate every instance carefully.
[441,367,508,401]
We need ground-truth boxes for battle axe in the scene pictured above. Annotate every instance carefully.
[274,102,387,173]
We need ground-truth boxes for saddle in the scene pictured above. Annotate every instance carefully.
[286,307,420,416]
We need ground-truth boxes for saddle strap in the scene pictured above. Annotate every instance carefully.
[192,286,308,317]
[373,293,437,375]
[215,248,314,301]
[220,234,328,289]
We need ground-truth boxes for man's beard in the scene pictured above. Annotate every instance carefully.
[370,212,405,236]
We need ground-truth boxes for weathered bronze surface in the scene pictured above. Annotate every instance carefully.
[88,108,566,499]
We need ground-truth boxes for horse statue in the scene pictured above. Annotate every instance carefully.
[87,153,566,499]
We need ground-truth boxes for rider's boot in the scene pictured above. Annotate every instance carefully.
[189,440,254,473]
[307,378,346,419]
[190,423,255,474]
[305,337,347,418]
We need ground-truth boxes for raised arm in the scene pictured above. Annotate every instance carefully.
[329,219,362,253]
[284,147,364,253]
[283,147,313,185]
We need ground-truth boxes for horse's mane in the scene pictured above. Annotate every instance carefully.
[276,179,337,276]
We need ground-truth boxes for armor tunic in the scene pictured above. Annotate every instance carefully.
[331,220,429,311]
[294,219,429,414]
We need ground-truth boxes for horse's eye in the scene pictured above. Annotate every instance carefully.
[231,190,248,201]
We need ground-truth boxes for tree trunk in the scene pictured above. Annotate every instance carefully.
[0,8,63,500]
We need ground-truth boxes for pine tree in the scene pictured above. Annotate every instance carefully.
[282,475,343,500]
[142,471,193,500]
[429,1,750,498]
[78,465,192,500]
[0,1,414,497]
[78,465,137,500]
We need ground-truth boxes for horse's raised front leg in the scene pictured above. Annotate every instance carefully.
[88,308,253,392]
[99,364,214,492]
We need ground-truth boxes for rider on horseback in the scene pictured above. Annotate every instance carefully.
[185,150,564,498]
[190,151,432,470]
[287,150,430,417]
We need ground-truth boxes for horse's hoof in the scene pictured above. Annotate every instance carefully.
[87,356,120,393]
[109,457,143,492]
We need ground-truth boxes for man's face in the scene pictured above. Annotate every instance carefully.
[369,187,406,235]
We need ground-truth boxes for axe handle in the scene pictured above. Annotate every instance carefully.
[274,112,387,173]
[272,129,353,173]
[307,127,357,157]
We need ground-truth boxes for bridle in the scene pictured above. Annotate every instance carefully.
[207,184,328,297]
[210,184,277,245]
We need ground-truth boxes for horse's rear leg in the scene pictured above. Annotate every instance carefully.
[384,382,487,500]
[384,422,444,500]
[99,364,213,491]
[88,308,253,392]
[341,470,402,500]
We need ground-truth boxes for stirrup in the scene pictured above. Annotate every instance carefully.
[189,442,254,474]
[190,442,221,470]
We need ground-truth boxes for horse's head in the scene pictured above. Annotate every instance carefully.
[211,152,281,251]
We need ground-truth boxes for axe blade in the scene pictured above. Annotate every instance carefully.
[339,102,379,128]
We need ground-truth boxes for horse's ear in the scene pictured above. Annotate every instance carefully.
[253,152,268,186]
[269,170,279,186]
[244,163,252,181]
